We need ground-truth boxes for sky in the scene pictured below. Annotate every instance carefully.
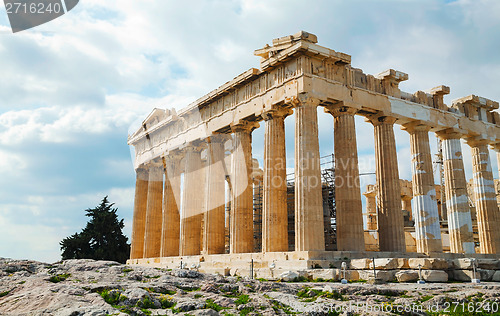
[1,0,500,263]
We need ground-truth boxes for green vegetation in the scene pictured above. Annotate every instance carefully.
[49,273,71,283]
[234,294,250,305]
[0,289,12,297]
[205,299,224,312]
[60,196,130,263]
[271,300,297,314]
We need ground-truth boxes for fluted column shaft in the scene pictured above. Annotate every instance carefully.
[469,140,500,254]
[160,155,181,257]
[203,136,228,254]
[180,146,204,256]
[369,115,405,252]
[130,167,149,259]
[230,124,257,253]
[363,190,378,231]
[437,132,475,253]
[327,106,364,251]
[405,125,442,253]
[294,99,325,251]
[262,109,290,252]
[143,163,164,258]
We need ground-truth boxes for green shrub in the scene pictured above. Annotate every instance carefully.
[49,273,71,283]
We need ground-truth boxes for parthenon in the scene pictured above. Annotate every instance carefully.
[127,32,500,277]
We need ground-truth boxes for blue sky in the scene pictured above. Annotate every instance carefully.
[1,0,499,263]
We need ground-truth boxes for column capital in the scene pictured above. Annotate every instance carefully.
[435,128,464,140]
[401,121,431,133]
[146,159,163,169]
[290,94,320,108]
[207,133,231,144]
[490,143,500,152]
[466,137,490,147]
[262,106,293,121]
[135,164,150,180]
[324,105,358,117]
[364,113,397,126]
[230,120,260,133]
[182,140,207,153]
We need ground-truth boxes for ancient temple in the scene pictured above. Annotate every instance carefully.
[127,32,500,277]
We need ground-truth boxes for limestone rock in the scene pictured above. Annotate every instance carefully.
[452,269,495,281]
[493,270,500,282]
[408,258,448,270]
[358,270,396,282]
[395,270,419,282]
[279,270,299,281]
[309,269,338,280]
[369,258,408,270]
[350,259,370,269]
[421,270,448,282]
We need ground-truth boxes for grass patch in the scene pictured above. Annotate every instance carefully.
[122,268,133,273]
[159,295,176,308]
[49,273,71,283]
[98,289,121,305]
[271,300,297,314]
[239,306,254,315]
[419,295,434,303]
[205,299,224,312]
[234,294,250,305]
[0,290,12,297]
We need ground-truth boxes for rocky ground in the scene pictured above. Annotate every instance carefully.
[1,258,500,316]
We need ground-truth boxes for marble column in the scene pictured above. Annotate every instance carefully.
[468,139,500,254]
[180,144,204,256]
[160,153,182,257]
[367,115,405,252]
[325,106,364,251]
[230,122,258,253]
[143,162,164,258]
[294,99,325,251]
[130,166,149,259]
[203,135,228,255]
[403,124,442,253]
[363,187,378,231]
[262,108,291,252]
[436,131,475,253]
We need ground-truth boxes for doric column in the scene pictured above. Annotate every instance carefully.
[325,105,364,251]
[262,108,292,252]
[130,166,149,259]
[436,130,475,253]
[366,114,405,252]
[467,139,500,254]
[180,144,204,256]
[363,185,378,231]
[403,123,443,253]
[294,98,325,251]
[203,135,229,255]
[230,122,258,253]
[160,153,182,257]
[143,161,164,258]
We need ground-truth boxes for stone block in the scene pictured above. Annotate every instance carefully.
[310,269,338,281]
[358,270,396,282]
[350,259,370,269]
[492,271,500,282]
[421,270,448,282]
[279,271,299,282]
[452,258,475,269]
[408,258,448,270]
[452,269,495,281]
[368,258,408,270]
[395,270,420,282]
[477,259,500,270]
